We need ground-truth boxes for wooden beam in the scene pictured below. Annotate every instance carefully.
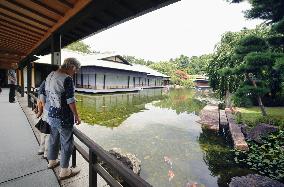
[0,18,45,36]
[0,26,40,42]
[0,30,38,44]
[0,60,17,65]
[30,0,65,16]
[0,22,43,39]
[0,48,27,56]
[0,42,28,53]
[115,0,136,14]
[0,12,49,32]
[57,0,74,8]
[0,63,14,69]
[0,4,53,28]
[0,53,21,57]
[0,31,38,45]
[6,0,57,23]
[0,54,21,60]
[0,39,31,51]
[27,0,92,56]
[0,34,35,46]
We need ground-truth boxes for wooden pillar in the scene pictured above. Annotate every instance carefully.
[88,74,90,88]
[20,68,24,97]
[81,73,83,88]
[127,76,130,88]
[103,75,106,89]
[51,33,61,66]
[27,63,32,107]
[94,74,97,89]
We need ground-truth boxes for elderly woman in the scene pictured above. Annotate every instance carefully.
[45,58,81,180]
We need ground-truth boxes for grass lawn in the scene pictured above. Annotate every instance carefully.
[236,107,284,127]
[237,107,284,120]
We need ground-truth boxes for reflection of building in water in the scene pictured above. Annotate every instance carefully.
[78,89,164,112]
[76,89,165,127]
[36,50,170,93]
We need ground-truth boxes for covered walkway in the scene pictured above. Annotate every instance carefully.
[0,89,60,187]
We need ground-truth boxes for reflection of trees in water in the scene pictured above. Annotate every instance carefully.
[154,89,205,115]
[198,128,253,187]
[76,89,166,127]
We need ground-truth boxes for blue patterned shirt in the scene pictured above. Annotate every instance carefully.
[44,71,76,128]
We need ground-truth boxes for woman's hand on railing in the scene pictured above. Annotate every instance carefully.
[75,114,81,125]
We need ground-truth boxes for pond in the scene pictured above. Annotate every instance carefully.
[76,88,252,187]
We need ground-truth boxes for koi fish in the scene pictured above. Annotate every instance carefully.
[164,156,173,167]
[185,182,200,187]
[168,169,175,181]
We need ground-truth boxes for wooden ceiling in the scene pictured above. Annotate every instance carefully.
[0,0,179,69]
[0,0,91,69]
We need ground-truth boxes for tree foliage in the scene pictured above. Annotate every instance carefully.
[123,54,210,88]
[207,26,271,99]
[207,23,284,110]
[229,0,284,23]
[65,41,92,53]
[123,55,154,66]
[209,0,284,111]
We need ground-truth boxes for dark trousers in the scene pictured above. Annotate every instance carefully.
[9,84,16,102]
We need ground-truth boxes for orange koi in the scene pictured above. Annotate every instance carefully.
[168,169,175,181]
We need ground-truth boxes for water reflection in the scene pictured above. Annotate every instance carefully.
[76,88,247,187]
[199,129,253,187]
[76,89,166,127]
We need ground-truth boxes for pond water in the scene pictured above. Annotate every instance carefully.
[76,88,252,187]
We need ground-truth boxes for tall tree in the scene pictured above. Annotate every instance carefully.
[207,26,270,99]
[234,36,270,116]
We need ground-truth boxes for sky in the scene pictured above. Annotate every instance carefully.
[83,0,263,62]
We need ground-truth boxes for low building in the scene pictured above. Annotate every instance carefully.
[35,50,170,93]
[193,76,210,90]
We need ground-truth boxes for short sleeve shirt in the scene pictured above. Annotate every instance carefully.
[45,71,76,128]
[8,69,17,85]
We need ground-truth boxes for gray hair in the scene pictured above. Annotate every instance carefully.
[61,57,81,70]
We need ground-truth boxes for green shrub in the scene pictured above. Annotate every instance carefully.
[233,95,253,107]
[255,115,284,129]
[234,130,284,182]
[235,112,243,124]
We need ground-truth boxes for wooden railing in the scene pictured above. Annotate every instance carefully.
[27,93,151,187]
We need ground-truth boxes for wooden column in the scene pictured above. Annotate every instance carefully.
[94,74,97,89]
[127,76,130,88]
[27,63,32,107]
[51,34,61,66]
[103,75,106,89]
[20,68,24,97]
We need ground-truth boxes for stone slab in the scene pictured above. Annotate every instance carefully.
[225,108,249,151]
[1,169,59,187]
[197,105,219,131]
[219,110,228,126]
[0,89,59,186]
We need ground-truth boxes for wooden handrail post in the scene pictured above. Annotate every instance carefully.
[72,146,77,168]
[89,148,98,187]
